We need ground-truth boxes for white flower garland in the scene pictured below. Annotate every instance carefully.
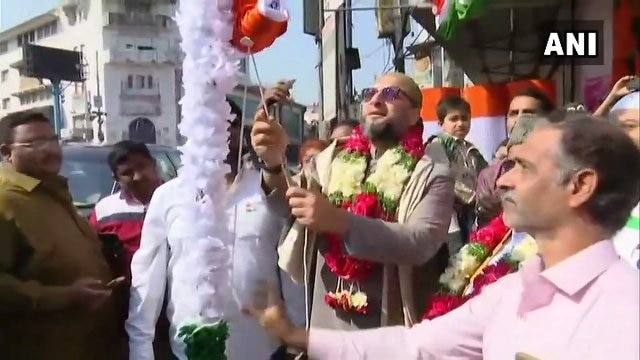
[327,149,412,203]
[174,0,239,348]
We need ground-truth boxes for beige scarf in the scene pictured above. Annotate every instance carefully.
[277,140,435,326]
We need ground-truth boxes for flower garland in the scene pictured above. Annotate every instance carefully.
[323,123,425,314]
[423,215,538,320]
[174,1,239,358]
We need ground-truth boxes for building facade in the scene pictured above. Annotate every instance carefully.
[0,0,256,147]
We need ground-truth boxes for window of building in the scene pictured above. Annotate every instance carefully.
[28,31,35,43]
[2,98,10,109]
[37,27,44,40]
[0,41,7,55]
[1,70,8,83]
[147,75,153,89]
[127,75,134,89]
[136,75,145,88]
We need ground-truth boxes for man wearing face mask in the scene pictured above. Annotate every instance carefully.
[253,73,454,332]
[0,111,123,359]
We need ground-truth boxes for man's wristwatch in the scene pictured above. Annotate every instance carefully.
[259,161,283,174]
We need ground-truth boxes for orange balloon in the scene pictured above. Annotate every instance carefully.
[231,0,288,54]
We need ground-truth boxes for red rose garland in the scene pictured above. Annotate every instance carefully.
[422,214,514,320]
[323,123,425,314]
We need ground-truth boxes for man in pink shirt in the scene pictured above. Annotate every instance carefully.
[247,115,640,360]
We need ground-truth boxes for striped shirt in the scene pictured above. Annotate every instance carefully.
[89,191,147,278]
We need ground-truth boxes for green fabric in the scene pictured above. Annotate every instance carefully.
[179,321,229,360]
[437,0,487,41]
[627,215,640,230]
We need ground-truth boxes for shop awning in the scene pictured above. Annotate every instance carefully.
[411,0,571,84]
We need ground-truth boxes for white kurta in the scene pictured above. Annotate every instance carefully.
[613,203,640,269]
[126,169,281,360]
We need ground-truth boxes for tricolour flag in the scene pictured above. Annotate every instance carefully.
[432,0,487,41]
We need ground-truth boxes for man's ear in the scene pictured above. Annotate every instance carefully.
[0,144,11,162]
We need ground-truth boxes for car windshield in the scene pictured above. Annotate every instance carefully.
[60,147,179,206]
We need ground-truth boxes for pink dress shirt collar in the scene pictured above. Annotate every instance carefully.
[518,240,618,315]
[308,240,639,360]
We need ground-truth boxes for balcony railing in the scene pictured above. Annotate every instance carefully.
[107,48,181,64]
[104,12,174,28]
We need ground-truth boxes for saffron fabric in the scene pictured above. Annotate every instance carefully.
[308,240,639,360]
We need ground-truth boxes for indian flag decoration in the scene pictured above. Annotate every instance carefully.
[432,0,487,40]
[420,79,556,161]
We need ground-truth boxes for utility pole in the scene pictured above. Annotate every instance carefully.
[345,0,353,100]
[92,51,106,143]
[51,79,63,136]
[392,7,408,73]
[316,0,325,137]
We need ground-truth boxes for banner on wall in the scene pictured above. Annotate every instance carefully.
[420,79,556,161]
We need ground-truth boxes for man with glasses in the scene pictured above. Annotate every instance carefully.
[0,111,124,359]
[253,73,454,333]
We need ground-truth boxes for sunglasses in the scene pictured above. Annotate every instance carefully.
[361,86,416,106]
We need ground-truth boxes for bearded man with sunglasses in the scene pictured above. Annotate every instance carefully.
[252,73,454,334]
[0,111,123,359]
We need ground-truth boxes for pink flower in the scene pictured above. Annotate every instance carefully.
[348,193,382,218]
[324,293,339,308]
[470,214,509,250]
[345,126,371,155]
[422,294,468,320]
[470,260,513,297]
[400,123,426,159]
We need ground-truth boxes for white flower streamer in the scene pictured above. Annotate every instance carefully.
[174,0,239,329]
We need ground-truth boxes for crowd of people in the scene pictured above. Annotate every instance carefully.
[0,72,638,360]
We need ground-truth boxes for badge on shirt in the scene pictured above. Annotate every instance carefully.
[245,202,256,213]
[515,352,543,360]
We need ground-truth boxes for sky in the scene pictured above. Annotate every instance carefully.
[0,0,417,106]
[0,0,57,31]
[255,0,416,106]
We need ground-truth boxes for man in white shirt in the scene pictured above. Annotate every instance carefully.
[610,91,640,268]
[126,100,283,359]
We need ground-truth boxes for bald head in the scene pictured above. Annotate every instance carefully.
[376,72,423,108]
[362,72,423,143]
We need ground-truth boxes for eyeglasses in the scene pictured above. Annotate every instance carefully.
[361,86,415,105]
[12,136,60,150]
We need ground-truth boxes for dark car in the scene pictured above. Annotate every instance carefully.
[60,143,181,217]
